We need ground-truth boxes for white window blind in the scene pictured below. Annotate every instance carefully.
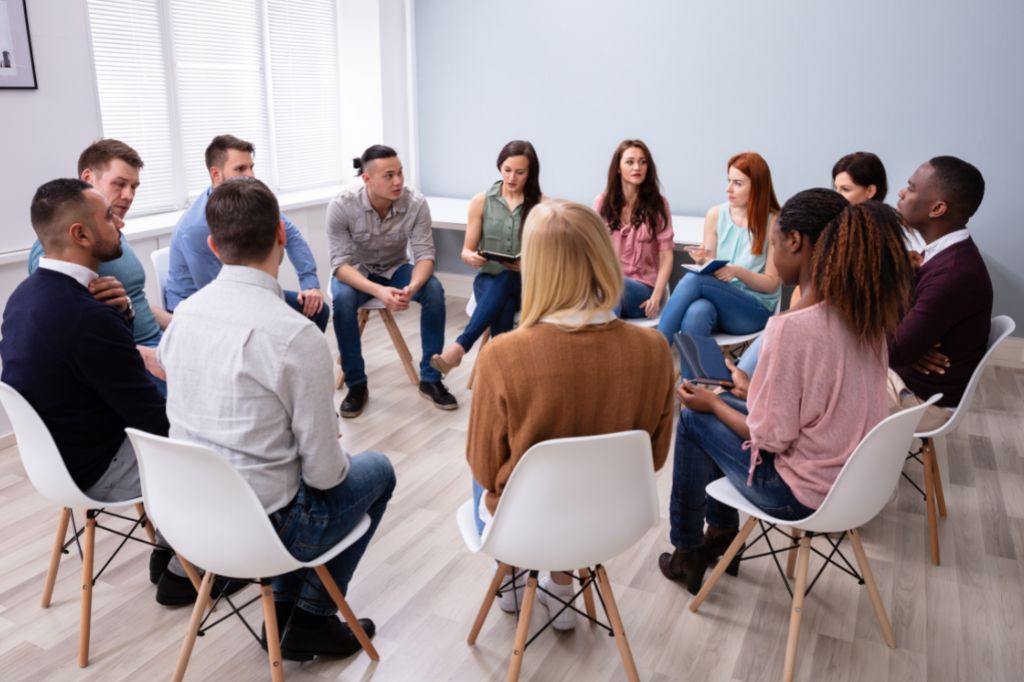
[86,0,343,214]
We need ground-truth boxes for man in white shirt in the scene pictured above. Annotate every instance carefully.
[159,176,395,661]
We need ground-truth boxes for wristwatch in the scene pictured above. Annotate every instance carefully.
[124,296,135,322]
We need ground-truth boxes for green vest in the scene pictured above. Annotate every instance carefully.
[480,181,523,276]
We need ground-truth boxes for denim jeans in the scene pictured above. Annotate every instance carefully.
[614,278,654,319]
[471,479,486,535]
[456,270,520,351]
[331,263,446,386]
[737,334,764,379]
[269,451,396,615]
[657,272,771,343]
[284,289,330,333]
[669,394,814,550]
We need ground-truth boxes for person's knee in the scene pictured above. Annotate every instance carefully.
[420,276,444,304]
[681,298,716,333]
[332,283,360,315]
[359,450,397,495]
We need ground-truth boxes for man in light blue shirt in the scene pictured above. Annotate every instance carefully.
[164,134,329,331]
[28,139,169,395]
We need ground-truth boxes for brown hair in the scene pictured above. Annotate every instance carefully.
[77,139,143,176]
[205,177,280,263]
[832,151,888,202]
[496,140,542,230]
[599,139,668,239]
[30,178,93,249]
[205,134,255,171]
[727,152,779,256]
[811,201,914,346]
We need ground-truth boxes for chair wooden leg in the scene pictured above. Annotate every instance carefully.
[259,581,285,682]
[468,562,509,645]
[175,555,213,612]
[357,308,371,334]
[922,440,941,565]
[924,439,947,518]
[78,512,97,668]
[848,529,896,647]
[134,503,157,544]
[466,330,491,390]
[595,565,640,682]
[578,567,597,620]
[42,507,71,608]
[506,571,538,682]
[782,535,812,682]
[785,528,803,579]
[172,571,216,682]
[691,516,757,612]
[378,310,419,385]
[313,565,379,661]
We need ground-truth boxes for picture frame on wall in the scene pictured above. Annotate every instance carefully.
[0,0,37,89]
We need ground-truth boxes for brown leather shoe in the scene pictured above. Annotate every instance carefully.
[703,526,741,576]
[658,548,708,595]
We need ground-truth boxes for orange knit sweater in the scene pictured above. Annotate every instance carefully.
[467,319,675,514]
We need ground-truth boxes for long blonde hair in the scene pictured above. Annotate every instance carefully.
[519,199,624,330]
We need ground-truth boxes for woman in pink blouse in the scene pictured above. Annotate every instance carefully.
[594,140,674,319]
[659,189,915,594]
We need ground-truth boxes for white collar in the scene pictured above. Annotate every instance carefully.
[922,228,970,264]
[540,309,617,326]
[37,257,98,288]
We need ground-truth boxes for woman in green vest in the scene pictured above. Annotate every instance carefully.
[431,140,541,375]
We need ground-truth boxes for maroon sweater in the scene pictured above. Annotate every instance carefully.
[889,237,992,407]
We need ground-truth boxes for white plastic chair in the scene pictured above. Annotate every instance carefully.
[150,246,170,310]
[623,283,671,329]
[712,294,782,355]
[456,430,658,682]
[0,382,157,668]
[908,315,1015,565]
[335,297,418,389]
[125,428,379,681]
[688,395,941,682]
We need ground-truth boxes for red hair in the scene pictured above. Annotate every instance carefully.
[728,152,779,256]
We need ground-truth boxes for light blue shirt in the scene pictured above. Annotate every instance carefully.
[164,187,320,311]
[28,234,163,346]
[715,202,780,313]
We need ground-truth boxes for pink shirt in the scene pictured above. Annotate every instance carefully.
[746,302,888,509]
[593,193,674,288]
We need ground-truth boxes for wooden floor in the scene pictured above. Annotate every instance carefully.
[1,299,1022,681]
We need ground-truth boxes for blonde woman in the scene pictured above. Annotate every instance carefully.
[466,199,675,629]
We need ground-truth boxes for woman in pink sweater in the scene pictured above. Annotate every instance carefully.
[659,189,915,594]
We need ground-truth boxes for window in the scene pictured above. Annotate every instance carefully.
[86,0,343,216]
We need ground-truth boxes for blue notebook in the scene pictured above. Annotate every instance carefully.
[673,333,734,388]
[682,259,728,275]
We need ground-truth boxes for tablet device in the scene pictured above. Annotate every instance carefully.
[478,250,520,264]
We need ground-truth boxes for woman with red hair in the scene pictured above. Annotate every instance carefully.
[657,152,782,342]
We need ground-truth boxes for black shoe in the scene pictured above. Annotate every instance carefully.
[658,548,709,596]
[702,527,742,577]
[419,380,458,411]
[340,384,369,418]
[155,571,248,607]
[149,547,173,585]
[279,616,376,661]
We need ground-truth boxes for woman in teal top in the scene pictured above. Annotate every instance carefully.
[431,140,541,375]
[657,152,782,344]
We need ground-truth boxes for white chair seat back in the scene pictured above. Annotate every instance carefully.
[481,430,658,571]
[126,428,301,578]
[0,382,99,508]
[917,315,1015,438]
[798,395,942,533]
[150,247,170,310]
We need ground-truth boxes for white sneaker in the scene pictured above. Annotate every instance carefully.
[495,567,525,614]
[536,575,577,631]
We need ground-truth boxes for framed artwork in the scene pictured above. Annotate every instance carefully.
[0,0,36,89]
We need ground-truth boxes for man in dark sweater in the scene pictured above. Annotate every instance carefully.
[888,156,992,431]
[0,179,193,603]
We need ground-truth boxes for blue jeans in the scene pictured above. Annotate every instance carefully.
[269,451,396,615]
[471,479,486,535]
[457,271,520,351]
[284,289,330,332]
[614,278,654,319]
[737,335,763,379]
[657,273,772,343]
[138,335,167,397]
[669,394,814,550]
[331,263,446,386]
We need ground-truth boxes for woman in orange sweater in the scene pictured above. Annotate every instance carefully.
[466,199,675,629]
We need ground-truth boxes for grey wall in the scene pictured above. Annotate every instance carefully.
[415,0,1024,334]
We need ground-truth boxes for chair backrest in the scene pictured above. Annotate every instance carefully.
[150,247,170,309]
[481,430,659,571]
[800,395,942,533]
[125,428,301,579]
[918,315,1016,437]
[0,382,97,508]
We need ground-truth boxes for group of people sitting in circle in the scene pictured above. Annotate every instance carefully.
[0,131,993,660]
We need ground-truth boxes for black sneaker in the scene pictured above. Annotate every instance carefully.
[340,384,369,418]
[155,571,248,607]
[419,380,458,411]
[279,616,376,661]
[149,547,173,585]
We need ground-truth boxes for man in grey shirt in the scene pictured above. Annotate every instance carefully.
[326,144,456,417]
[159,177,395,661]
